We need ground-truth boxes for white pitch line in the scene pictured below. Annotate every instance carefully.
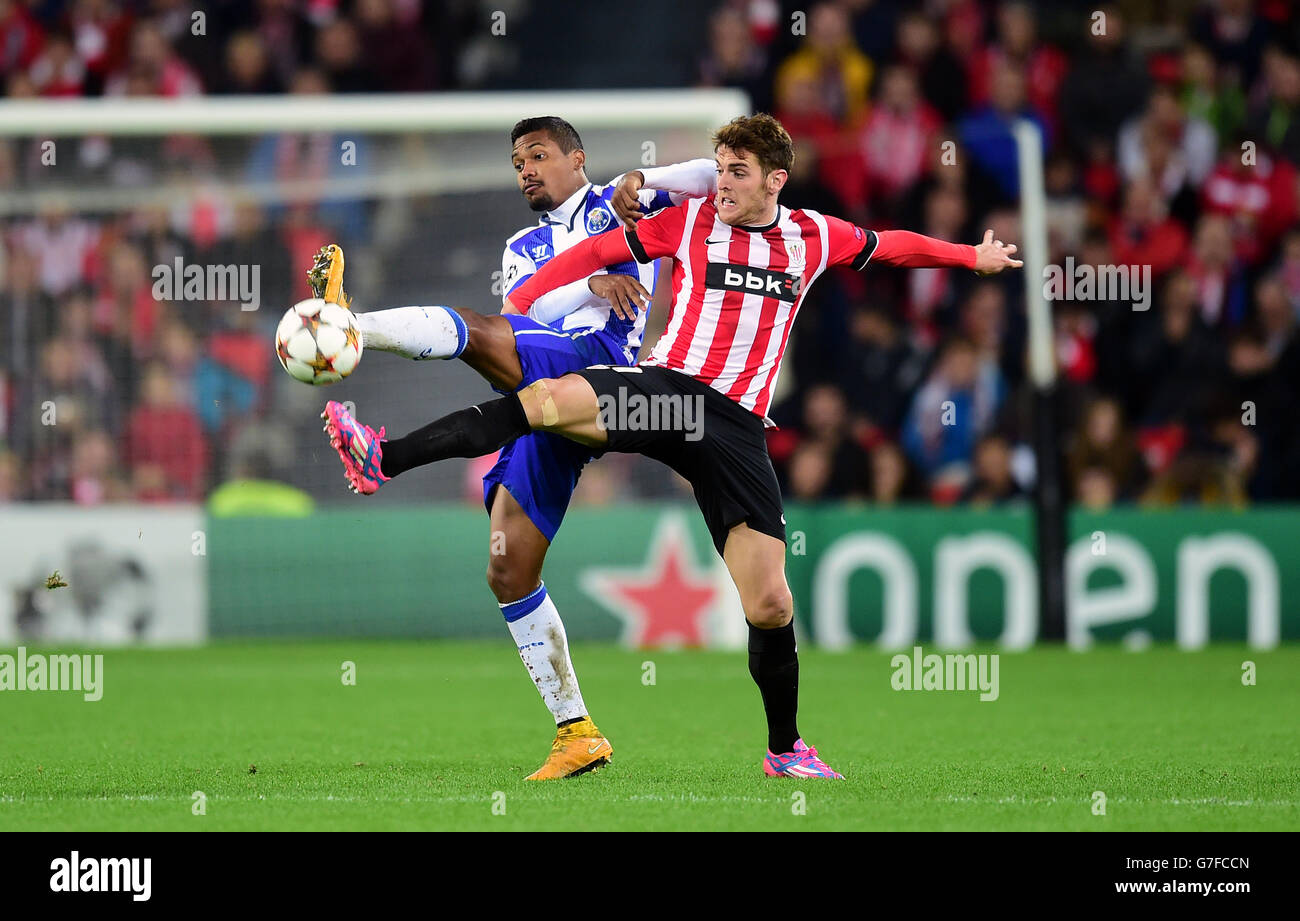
[941,795,1297,807]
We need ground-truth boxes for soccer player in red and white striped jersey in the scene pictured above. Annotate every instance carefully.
[374,114,1021,778]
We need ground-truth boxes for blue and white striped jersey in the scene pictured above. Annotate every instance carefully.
[501,160,716,358]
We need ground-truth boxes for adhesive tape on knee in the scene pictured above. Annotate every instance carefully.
[530,381,559,426]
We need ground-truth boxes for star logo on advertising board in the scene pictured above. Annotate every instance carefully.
[580,513,718,647]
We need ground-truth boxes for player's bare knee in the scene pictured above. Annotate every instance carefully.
[485,557,530,604]
[746,585,793,629]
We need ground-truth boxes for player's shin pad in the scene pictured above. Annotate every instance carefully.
[380,395,531,478]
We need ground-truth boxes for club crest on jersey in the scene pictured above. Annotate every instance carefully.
[784,240,806,264]
[585,206,612,235]
[705,263,804,302]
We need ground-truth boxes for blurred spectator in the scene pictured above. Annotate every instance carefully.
[246,67,370,243]
[1054,301,1098,387]
[1128,268,1227,426]
[788,441,835,501]
[1141,453,1247,506]
[774,2,873,126]
[893,10,966,121]
[1246,45,1300,166]
[868,439,921,504]
[961,434,1024,505]
[355,0,436,92]
[67,0,134,96]
[1109,175,1190,280]
[70,428,126,504]
[314,18,373,94]
[838,304,925,434]
[0,246,53,381]
[15,201,99,297]
[29,28,85,96]
[0,0,43,79]
[698,7,771,114]
[1191,0,1273,89]
[218,30,283,95]
[1185,213,1249,326]
[968,2,1066,141]
[1044,152,1087,256]
[1059,4,1148,153]
[1117,83,1217,204]
[1201,138,1297,267]
[1067,397,1142,502]
[123,362,208,500]
[854,65,940,215]
[103,19,201,97]
[1180,43,1246,148]
[772,384,870,499]
[957,58,1047,200]
[1076,466,1118,510]
[901,337,1004,487]
[1273,229,1300,311]
[24,335,116,498]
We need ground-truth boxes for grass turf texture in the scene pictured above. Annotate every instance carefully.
[1,642,1296,831]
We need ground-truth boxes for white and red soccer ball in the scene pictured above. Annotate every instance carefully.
[275,298,362,385]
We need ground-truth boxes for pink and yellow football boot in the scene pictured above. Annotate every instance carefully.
[321,400,390,495]
[763,739,844,779]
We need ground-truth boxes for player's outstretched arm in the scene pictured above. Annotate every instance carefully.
[611,158,717,228]
[505,229,639,314]
[871,228,1023,274]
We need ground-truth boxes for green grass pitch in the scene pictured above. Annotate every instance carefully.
[1,641,1296,831]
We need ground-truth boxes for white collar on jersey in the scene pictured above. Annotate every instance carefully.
[541,182,593,231]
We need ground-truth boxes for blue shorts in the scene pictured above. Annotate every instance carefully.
[482,314,632,541]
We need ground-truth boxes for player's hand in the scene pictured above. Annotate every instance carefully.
[612,171,646,229]
[589,274,649,321]
[973,229,1024,275]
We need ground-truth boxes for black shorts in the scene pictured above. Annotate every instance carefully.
[574,365,786,556]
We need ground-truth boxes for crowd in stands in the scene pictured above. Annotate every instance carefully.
[2,0,1299,507]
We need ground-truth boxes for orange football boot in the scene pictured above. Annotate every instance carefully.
[307,243,353,310]
[524,717,613,780]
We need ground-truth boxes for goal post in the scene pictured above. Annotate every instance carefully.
[0,89,749,215]
[1013,118,1067,643]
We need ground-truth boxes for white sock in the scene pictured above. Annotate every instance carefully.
[501,582,588,725]
[354,306,468,359]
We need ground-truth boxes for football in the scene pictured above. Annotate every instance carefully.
[275,298,362,385]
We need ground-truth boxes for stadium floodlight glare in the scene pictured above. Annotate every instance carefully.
[1014,118,1066,642]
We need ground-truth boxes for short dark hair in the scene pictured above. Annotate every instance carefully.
[712,113,795,176]
[510,116,583,154]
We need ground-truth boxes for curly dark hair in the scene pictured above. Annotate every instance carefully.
[711,113,795,176]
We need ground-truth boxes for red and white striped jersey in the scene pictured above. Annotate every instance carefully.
[626,197,870,420]
[510,195,978,423]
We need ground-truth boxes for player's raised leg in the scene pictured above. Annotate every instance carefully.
[722,523,843,780]
[487,486,612,779]
[309,242,527,390]
[323,373,604,494]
